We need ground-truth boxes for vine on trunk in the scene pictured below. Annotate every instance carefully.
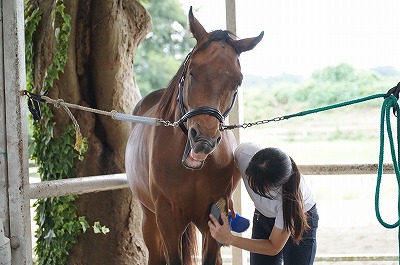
[25,1,107,264]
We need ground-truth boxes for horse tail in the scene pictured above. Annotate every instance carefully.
[182,223,198,264]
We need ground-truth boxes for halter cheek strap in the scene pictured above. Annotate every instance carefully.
[177,52,192,118]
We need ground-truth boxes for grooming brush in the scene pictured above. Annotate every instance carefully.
[211,197,250,234]
[211,197,227,224]
[210,197,227,246]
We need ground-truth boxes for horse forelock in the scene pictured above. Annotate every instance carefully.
[196,30,240,54]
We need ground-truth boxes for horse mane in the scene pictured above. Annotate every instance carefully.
[156,30,239,119]
[156,63,184,119]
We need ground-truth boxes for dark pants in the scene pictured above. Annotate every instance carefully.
[250,204,319,265]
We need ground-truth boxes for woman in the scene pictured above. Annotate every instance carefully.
[208,142,319,265]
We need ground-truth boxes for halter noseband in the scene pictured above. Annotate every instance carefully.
[176,51,237,135]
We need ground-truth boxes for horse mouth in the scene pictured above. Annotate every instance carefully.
[182,140,208,170]
[183,150,207,169]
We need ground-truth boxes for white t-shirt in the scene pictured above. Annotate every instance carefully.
[234,142,316,230]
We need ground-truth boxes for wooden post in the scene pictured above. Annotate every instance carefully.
[1,0,32,264]
[0,0,9,240]
[225,1,245,264]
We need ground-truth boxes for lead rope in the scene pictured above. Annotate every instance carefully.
[221,93,386,130]
[376,94,400,262]
[23,90,173,151]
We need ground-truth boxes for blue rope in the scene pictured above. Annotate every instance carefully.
[376,94,400,262]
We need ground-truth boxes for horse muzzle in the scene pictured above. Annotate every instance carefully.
[182,126,221,170]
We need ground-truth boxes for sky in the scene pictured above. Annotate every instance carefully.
[181,0,400,77]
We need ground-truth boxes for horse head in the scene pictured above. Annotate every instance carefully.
[178,7,264,170]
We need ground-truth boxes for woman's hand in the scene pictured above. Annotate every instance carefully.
[228,197,236,218]
[208,213,234,246]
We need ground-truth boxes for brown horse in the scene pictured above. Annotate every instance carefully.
[125,7,263,265]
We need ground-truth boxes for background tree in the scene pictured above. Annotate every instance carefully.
[134,0,194,95]
[242,63,399,122]
[25,0,153,264]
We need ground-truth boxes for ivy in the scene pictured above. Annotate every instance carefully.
[43,2,71,89]
[32,126,88,265]
[24,1,107,264]
[24,1,41,92]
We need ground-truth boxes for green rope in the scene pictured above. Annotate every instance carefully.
[285,93,400,261]
[376,94,400,262]
[283,93,386,119]
[288,93,400,261]
[222,93,386,130]
[231,92,400,261]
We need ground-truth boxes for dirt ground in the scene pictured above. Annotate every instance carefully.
[316,225,398,265]
[220,223,398,265]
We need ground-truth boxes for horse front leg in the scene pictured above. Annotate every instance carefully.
[155,201,188,265]
[141,205,166,265]
[201,229,222,265]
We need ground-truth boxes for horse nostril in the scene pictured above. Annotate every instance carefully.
[190,127,198,139]
[216,135,222,145]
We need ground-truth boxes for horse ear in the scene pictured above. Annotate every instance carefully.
[236,31,264,54]
[188,6,209,44]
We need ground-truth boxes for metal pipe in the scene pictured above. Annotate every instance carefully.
[112,112,159,125]
[28,174,129,199]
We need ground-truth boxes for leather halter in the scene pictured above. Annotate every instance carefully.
[176,51,237,135]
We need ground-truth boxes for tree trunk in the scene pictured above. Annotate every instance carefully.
[35,0,151,264]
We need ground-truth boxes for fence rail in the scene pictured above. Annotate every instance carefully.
[315,254,398,262]
[27,163,395,200]
[215,254,398,263]
[28,174,128,199]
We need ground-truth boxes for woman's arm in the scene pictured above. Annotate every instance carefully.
[228,163,242,217]
[208,213,290,256]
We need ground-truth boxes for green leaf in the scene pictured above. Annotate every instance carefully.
[44,229,56,240]
[92,221,110,235]
[101,226,110,235]
[92,222,101,234]
[79,217,89,233]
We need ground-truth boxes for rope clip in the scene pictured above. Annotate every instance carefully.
[23,90,47,121]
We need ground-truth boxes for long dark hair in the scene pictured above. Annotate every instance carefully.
[245,147,309,243]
